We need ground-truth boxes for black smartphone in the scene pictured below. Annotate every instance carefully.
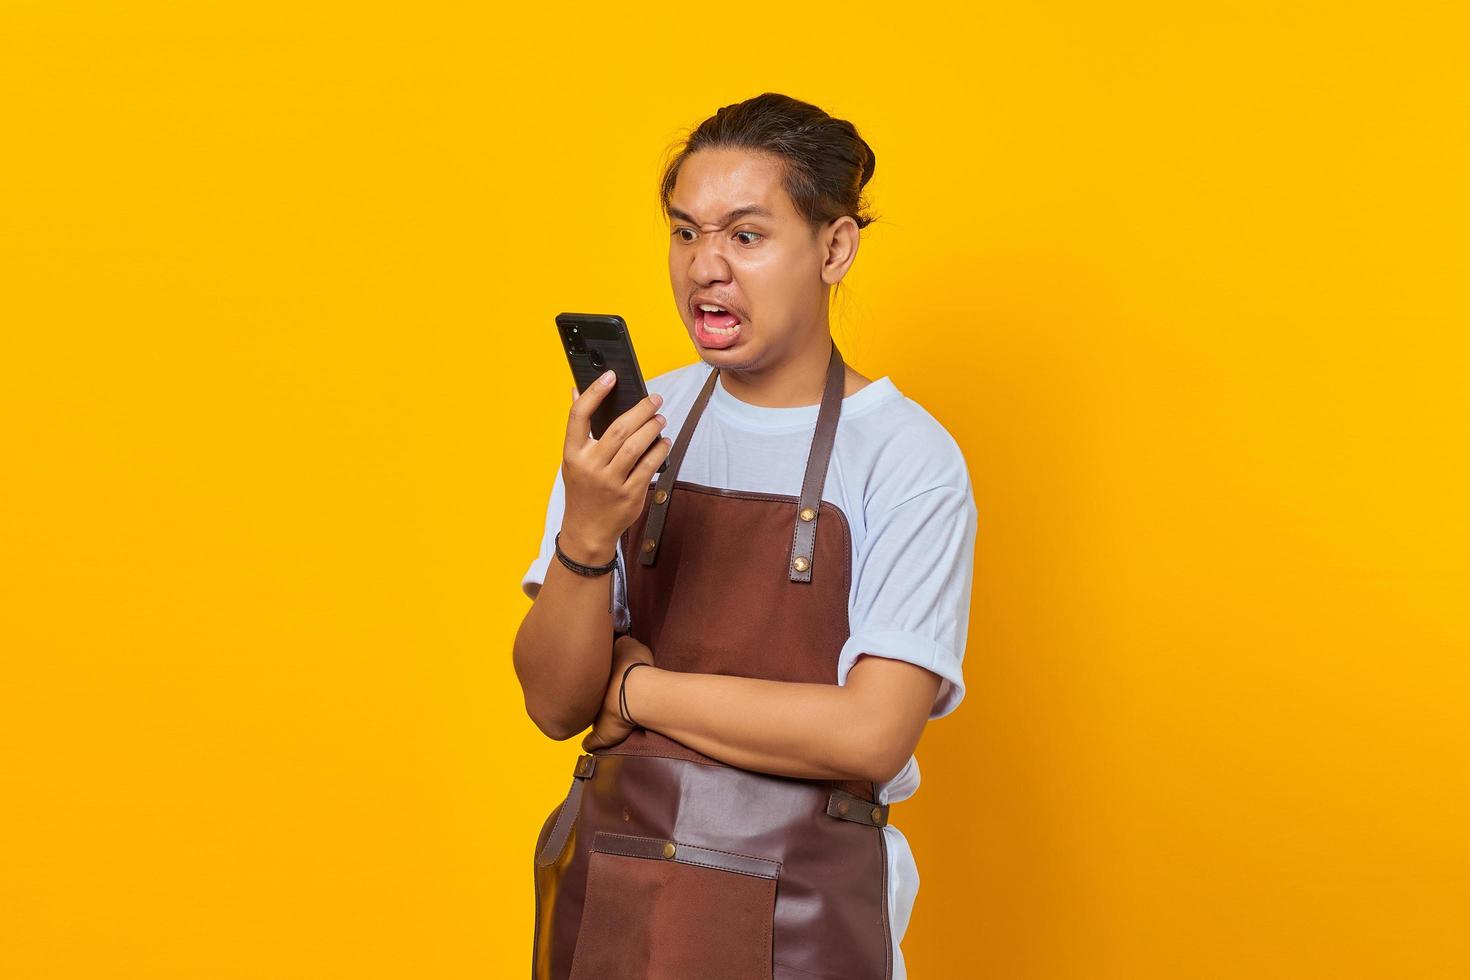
[556,312,668,473]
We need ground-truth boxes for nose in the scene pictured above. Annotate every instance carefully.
[686,229,733,287]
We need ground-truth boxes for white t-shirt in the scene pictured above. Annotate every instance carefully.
[521,359,979,980]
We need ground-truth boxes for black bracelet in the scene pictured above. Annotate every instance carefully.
[554,531,617,576]
[619,661,653,728]
[555,532,625,617]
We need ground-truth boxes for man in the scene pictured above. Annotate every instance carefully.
[516,92,978,980]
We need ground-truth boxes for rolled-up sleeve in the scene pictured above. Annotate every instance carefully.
[520,465,565,600]
[836,481,979,719]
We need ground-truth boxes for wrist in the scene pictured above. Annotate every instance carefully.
[622,663,661,729]
[558,524,617,565]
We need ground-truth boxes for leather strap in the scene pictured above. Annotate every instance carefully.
[636,365,721,567]
[533,754,598,868]
[826,789,889,827]
[637,340,848,586]
[789,341,846,583]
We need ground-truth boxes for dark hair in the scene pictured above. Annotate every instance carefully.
[659,93,879,234]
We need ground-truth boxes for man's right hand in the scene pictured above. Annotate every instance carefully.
[559,370,671,564]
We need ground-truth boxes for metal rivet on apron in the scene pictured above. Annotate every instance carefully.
[799,507,816,521]
[792,556,810,573]
[661,841,676,859]
[837,800,850,815]
[871,807,885,825]
[654,489,669,504]
[642,538,656,553]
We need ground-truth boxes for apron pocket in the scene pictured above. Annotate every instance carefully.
[567,831,781,980]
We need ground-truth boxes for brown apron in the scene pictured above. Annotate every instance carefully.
[532,340,893,980]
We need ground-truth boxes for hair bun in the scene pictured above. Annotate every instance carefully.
[858,141,877,189]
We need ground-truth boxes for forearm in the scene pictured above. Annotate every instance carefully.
[625,666,891,784]
[512,529,618,740]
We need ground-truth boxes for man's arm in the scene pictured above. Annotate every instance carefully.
[512,530,618,741]
[513,377,670,741]
[622,654,942,784]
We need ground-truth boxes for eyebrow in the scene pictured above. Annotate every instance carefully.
[667,204,775,226]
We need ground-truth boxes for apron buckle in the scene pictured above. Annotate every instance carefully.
[826,790,889,827]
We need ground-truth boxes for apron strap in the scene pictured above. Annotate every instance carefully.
[826,788,890,827]
[789,340,846,583]
[637,339,847,586]
[636,362,721,566]
[533,754,598,868]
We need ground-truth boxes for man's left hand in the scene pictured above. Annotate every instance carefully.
[580,634,654,752]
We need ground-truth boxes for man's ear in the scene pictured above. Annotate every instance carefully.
[819,215,861,287]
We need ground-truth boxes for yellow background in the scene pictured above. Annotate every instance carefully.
[3,2,1467,977]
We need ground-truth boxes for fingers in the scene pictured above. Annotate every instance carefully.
[606,410,670,482]
[625,428,673,492]
[563,369,620,454]
[585,390,664,471]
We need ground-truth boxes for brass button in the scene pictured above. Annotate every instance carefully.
[654,489,668,504]
[871,807,885,825]
[799,507,816,522]
[642,538,656,553]
[792,556,810,573]
[661,841,676,859]
[837,801,850,815]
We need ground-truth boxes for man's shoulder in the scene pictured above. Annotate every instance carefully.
[848,383,970,491]
[846,382,981,514]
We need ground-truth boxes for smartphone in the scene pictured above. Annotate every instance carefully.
[556,312,668,473]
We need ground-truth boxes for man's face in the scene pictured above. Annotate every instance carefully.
[667,149,827,371]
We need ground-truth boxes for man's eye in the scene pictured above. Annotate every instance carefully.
[670,228,761,244]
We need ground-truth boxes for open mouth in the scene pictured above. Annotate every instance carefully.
[696,302,742,333]
[696,301,740,334]
[693,301,744,347]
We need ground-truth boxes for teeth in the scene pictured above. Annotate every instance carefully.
[698,303,728,312]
